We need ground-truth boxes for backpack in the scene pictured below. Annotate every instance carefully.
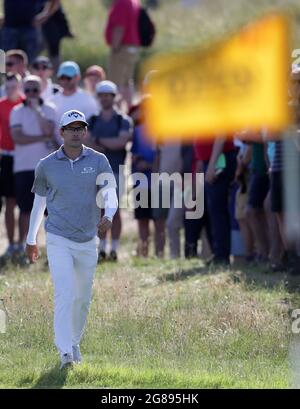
[138,7,156,47]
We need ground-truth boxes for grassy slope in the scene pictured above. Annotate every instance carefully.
[0,230,299,389]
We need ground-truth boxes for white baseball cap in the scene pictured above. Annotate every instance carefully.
[59,110,88,128]
[96,80,118,95]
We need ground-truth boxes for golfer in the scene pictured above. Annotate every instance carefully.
[26,109,118,369]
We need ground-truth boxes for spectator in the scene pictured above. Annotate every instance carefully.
[84,65,106,97]
[129,102,156,257]
[0,73,24,264]
[10,75,57,263]
[50,61,98,123]
[104,0,141,109]
[229,173,247,264]
[195,137,237,266]
[31,55,61,101]
[1,0,59,64]
[245,136,270,262]
[87,80,133,262]
[37,1,74,72]
[0,49,30,98]
[149,144,169,258]
[159,142,183,258]
[182,144,212,259]
[269,131,300,275]
[149,141,185,259]
[234,139,256,262]
[5,49,29,78]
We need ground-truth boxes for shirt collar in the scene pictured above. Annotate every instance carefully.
[56,144,90,160]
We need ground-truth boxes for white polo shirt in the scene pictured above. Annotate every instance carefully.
[50,88,99,125]
[10,101,57,173]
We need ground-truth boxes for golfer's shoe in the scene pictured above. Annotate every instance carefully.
[72,345,82,363]
[60,353,74,370]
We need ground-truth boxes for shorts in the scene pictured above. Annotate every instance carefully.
[108,46,139,86]
[14,170,35,213]
[248,173,269,209]
[133,188,153,220]
[0,154,15,198]
[270,171,283,213]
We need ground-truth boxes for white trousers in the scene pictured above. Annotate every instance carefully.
[46,232,98,356]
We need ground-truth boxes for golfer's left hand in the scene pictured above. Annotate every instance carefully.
[97,216,112,235]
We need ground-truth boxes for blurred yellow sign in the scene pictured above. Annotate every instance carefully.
[142,13,292,141]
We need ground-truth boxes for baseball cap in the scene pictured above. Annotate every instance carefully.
[84,65,106,79]
[96,80,118,95]
[57,61,80,78]
[32,56,52,69]
[60,110,88,128]
[23,74,41,85]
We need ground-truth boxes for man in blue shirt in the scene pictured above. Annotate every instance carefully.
[87,80,133,262]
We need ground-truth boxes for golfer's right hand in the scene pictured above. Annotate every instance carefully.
[26,244,39,263]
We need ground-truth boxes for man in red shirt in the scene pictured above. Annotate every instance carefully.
[0,73,24,263]
[194,137,237,266]
[104,0,141,109]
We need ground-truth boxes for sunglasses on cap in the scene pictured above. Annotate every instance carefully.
[24,87,40,94]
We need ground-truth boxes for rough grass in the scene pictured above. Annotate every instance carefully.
[0,227,300,388]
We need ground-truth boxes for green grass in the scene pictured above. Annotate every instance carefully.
[1,0,300,75]
[0,228,300,388]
